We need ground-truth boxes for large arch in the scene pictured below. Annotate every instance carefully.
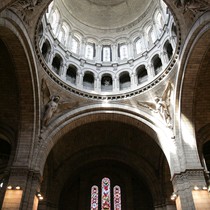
[176,12,210,170]
[0,12,40,168]
[33,104,180,178]
[39,117,174,209]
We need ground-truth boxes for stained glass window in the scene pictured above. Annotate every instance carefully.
[91,185,99,210]
[101,177,111,210]
[113,186,121,210]
[91,178,121,210]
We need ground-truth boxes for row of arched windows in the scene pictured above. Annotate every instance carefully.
[41,38,173,92]
[91,178,121,210]
[44,1,173,62]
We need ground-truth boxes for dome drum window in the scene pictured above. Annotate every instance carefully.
[66,64,77,85]
[119,72,131,91]
[52,54,63,75]
[136,65,148,85]
[152,55,163,75]
[83,72,95,90]
[41,39,51,62]
[101,74,113,92]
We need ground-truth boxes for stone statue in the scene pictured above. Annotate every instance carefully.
[184,0,209,15]
[174,0,209,15]
[41,79,78,129]
[138,82,173,128]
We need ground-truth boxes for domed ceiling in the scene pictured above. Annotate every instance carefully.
[58,0,153,32]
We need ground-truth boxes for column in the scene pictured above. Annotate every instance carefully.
[94,76,100,92]
[60,63,67,80]
[130,72,137,88]
[113,76,119,92]
[49,51,55,67]
[112,44,117,63]
[77,72,84,88]
[128,41,134,59]
[172,170,210,210]
[80,39,86,58]
[160,51,168,67]
[66,32,72,50]
[147,63,155,79]
[2,167,42,210]
[96,44,102,63]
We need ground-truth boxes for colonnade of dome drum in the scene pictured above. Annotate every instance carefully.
[38,1,177,94]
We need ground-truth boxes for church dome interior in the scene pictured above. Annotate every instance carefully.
[37,0,179,99]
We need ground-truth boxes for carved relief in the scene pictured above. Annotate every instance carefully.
[174,0,209,16]
[41,79,78,129]
[10,0,43,25]
[138,82,173,128]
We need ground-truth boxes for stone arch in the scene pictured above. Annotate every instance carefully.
[0,14,40,168]
[66,64,78,85]
[101,73,113,92]
[33,105,180,177]
[83,71,95,90]
[164,40,173,61]
[119,71,130,90]
[42,144,168,209]
[152,54,163,75]
[177,12,210,170]
[136,64,148,85]
[41,39,51,61]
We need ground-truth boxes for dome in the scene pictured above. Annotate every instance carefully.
[37,0,179,99]
[58,0,152,32]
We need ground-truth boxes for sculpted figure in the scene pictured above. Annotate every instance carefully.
[184,0,209,14]
[174,0,209,14]
[42,95,60,127]
[138,82,173,128]
[41,79,78,128]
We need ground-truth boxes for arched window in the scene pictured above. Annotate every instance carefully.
[119,72,131,90]
[135,37,143,55]
[145,25,156,48]
[66,64,77,85]
[91,186,99,210]
[41,39,51,61]
[136,65,148,84]
[71,37,79,54]
[101,177,111,210]
[152,55,162,75]
[155,12,164,36]
[58,22,69,45]
[118,43,128,60]
[102,45,112,62]
[164,41,173,61]
[90,178,121,210]
[101,74,113,92]
[114,186,121,210]
[85,43,95,60]
[83,71,94,90]
[49,9,60,35]
[52,54,63,74]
